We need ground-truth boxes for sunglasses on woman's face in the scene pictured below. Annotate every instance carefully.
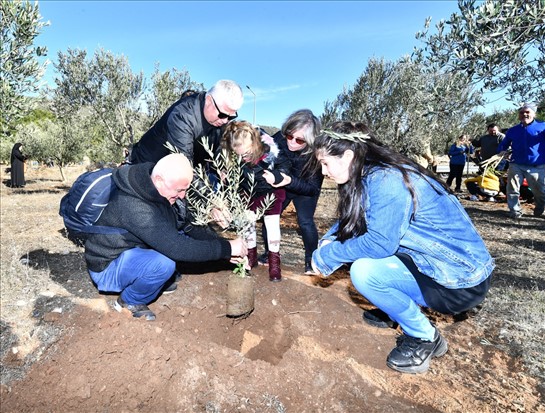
[286,134,306,145]
[211,95,237,120]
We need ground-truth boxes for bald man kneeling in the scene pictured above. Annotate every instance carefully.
[85,153,247,320]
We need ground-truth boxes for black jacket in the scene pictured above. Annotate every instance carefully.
[273,131,323,197]
[85,163,232,272]
[130,92,222,166]
[240,132,291,199]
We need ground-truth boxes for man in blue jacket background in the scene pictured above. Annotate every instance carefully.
[497,103,545,218]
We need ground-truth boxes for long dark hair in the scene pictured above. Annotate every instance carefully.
[315,121,450,242]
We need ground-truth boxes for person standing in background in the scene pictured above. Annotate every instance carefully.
[473,123,504,164]
[497,103,545,218]
[10,143,27,188]
[446,135,473,193]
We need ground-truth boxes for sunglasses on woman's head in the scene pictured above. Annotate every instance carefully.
[286,134,306,145]
[210,95,237,120]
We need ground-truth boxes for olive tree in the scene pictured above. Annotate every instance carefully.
[0,0,49,138]
[414,0,545,104]
[14,116,87,181]
[50,48,145,161]
[322,56,483,156]
[144,63,204,129]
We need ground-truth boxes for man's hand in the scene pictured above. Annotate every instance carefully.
[229,237,248,258]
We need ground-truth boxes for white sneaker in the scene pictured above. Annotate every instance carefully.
[469,195,479,201]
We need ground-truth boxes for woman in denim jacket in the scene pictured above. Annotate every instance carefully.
[311,121,494,374]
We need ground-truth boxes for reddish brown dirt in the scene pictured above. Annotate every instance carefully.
[0,165,543,412]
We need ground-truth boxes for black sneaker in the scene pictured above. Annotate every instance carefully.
[113,296,156,321]
[162,272,182,294]
[162,280,178,294]
[386,329,448,374]
[304,262,317,275]
[362,308,398,329]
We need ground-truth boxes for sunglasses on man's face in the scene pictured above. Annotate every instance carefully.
[286,134,306,145]
[211,95,237,120]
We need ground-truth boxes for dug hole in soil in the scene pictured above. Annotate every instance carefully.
[0,165,544,413]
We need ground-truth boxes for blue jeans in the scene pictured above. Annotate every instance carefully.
[89,248,176,305]
[506,163,545,214]
[350,256,437,341]
[263,192,320,263]
[350,255,489,341]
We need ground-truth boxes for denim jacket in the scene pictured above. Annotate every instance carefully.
[313,167,494,288]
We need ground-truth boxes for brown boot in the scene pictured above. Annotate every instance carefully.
[247,247,258,268]
[268,251,282,282]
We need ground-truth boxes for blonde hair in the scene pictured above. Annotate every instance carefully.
[457,134,469,143]
[223,121,265,164]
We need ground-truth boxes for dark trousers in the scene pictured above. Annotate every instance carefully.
[446,164,465,191]
[263,192,320,263]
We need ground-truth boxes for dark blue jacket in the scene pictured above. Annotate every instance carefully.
[498,120,545,165]
[448,143,473,166]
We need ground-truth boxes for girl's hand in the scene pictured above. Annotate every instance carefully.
[262,170,276,185]
[211,208,231,229]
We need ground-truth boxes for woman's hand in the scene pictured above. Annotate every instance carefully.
[268,172,292,188]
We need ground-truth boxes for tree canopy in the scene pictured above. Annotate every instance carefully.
[0,0,49,138]
[321,57,483,156]
[414,0,545,105]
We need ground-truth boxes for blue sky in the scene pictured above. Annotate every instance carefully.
[37,1,512,128]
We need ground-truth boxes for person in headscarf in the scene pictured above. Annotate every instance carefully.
[10,143,27,188]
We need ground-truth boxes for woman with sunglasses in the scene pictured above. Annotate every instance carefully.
[259,109,323,275]
[223,121,291,282]
[311,121,494,374]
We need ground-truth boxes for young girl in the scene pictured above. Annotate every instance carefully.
[223,121,290,281]
[311,121,494,374]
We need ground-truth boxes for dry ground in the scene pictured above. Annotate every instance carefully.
[0,164,544,413]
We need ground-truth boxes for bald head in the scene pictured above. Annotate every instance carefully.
[151,153,193,204]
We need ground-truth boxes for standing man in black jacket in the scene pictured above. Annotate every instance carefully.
[85,153,248,321]
[130,79,243,167]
